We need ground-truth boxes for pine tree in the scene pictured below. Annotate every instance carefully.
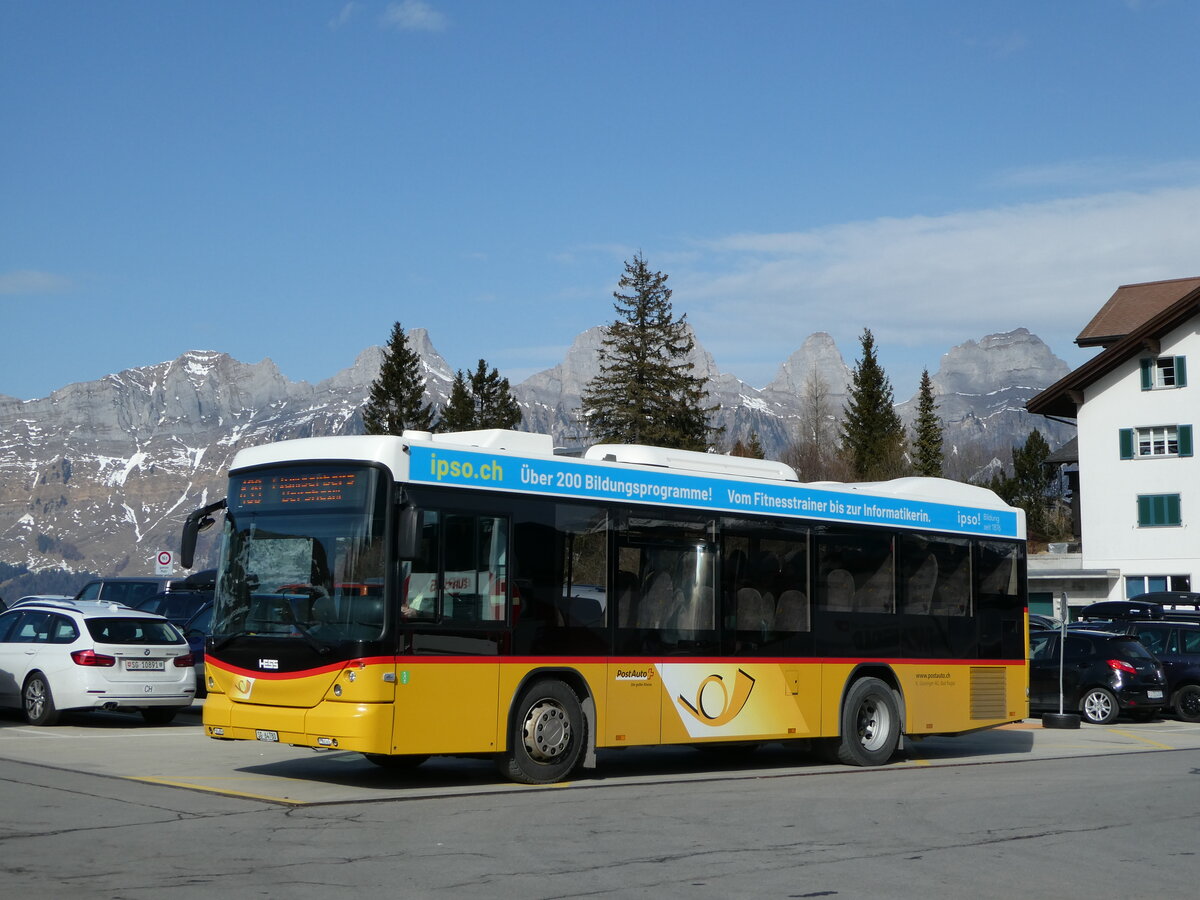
[362,322,434,435]
[840,328,906,480]
[911,368,945,477]
[440,370,476,432]
[989,429,1061,537]
[439,360,522,432]
[731,432,765,459]
[580,253,718,451]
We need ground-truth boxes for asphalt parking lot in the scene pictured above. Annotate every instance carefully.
[4,704,1200,805]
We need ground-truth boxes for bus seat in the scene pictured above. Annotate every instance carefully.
[907,554,938,615]
[639,571,674,629]
[616,570,639,628]
[825,569,855,611]
[775,590,809,632]
[736,587,767,633]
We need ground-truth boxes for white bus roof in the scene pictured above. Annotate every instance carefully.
[227,429,1024,540]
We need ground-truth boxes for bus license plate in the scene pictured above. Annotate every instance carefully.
[125,659,165,671]
[256,730,280,742]
[1148,690,1164,700]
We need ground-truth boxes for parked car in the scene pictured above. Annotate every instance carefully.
[1068,619,1200,723]
[182,601,213,697]
[0,598,195,725]
[73,577,178,608]
[1029,629,1167,724]
[1076,599,1165,622]
[1029,613,1061,631]
[134,589,213,629]
[9,594,75,608]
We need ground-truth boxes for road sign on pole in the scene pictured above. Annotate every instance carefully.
[155,550,174,576]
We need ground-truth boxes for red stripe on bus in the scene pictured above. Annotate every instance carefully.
[208,654,1025,679]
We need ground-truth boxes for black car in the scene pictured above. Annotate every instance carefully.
[1071,620,1200,723]
[134,589,213,629]
[74,577,178,608]
[182,602,213,697]
[1029,629,1167,724]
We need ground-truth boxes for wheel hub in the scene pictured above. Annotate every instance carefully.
[523,699,571,762]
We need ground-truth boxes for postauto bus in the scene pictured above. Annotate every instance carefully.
[181,429,1028,784]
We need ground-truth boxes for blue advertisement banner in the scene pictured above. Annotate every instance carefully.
[407,444,1019,539]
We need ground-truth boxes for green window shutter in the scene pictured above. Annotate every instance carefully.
[1140,359,1154,390]
[1176,356,1188,388]
[1119,428,1135,459]
[1179,424,1194,458]
[1167,493,1182,525]
[1138,495,1152,525]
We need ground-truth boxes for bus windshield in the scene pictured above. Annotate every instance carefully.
[212,464,389,643]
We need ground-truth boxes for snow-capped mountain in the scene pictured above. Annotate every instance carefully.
[0,328,1070,580]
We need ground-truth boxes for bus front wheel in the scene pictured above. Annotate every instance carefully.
[498,679,587,785]
[832,677,901,767]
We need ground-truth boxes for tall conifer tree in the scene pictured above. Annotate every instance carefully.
[580,253,718,451]
[362,322,434,435]
[840,328,905,480]
[911,368,945,477]
[441,359,523,431]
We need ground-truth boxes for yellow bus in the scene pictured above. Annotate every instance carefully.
[182,428,1028,784]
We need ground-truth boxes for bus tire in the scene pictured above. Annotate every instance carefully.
[498,679,586,785]
[833,677,900,766]
[363,753,429,770]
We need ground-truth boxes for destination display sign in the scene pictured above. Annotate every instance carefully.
[229,467,372,513]
[406,445,1019,538]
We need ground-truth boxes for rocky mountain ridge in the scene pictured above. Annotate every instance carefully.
[0,327,1071,581]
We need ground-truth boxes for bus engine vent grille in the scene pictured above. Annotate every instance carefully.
[969,667,1006,720]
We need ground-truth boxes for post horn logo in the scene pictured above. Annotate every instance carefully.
[678,668,756,726]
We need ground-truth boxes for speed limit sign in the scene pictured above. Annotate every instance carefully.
[155,550,174,575]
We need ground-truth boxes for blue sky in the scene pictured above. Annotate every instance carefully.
[3,1,1199,403]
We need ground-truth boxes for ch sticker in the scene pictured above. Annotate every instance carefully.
[678,669,756,726]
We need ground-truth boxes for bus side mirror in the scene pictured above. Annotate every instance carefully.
[181,499,227,569]
[397,505,422,560]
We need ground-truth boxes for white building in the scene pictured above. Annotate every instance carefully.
[1028,277,1199,614]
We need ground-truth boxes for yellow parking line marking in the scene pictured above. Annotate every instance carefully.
[127,775,309,805]
[1109,729,1175,750]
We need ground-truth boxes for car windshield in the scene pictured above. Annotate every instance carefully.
[86,618,184,645]
[212,465,388,642]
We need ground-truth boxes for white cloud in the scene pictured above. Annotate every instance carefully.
[380,0,448,32]
[671,184,1200,390]
[0,269,72,295]
[329,2,363,30]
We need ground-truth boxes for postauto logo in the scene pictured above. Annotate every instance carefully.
[677,669,756,727]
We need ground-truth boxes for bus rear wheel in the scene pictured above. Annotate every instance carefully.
[832,677,900,766]
[498,679,586,785]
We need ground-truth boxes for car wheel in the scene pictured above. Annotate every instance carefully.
[1080,687,1119,724]
[141,708,178,726]
[23,673,61,726]
[497,679,587,784]
[1174,685,1200,723]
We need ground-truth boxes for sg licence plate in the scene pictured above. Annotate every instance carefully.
[125,659,165,671]
[1148,690,1164,699]
[256,730,280,742]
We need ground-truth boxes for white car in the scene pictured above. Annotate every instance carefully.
[0,599,195,725]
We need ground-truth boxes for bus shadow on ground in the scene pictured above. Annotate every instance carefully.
[230,731,1038,793]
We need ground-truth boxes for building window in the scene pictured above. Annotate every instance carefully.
[1125,574,1192,597]
[1140,355,1188,390]
[1137,493,1182,527]
[1120,425,1194,459]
